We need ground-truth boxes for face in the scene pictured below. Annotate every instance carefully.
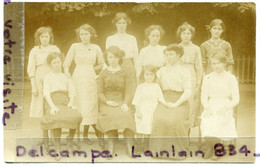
[79,29,91,44]
[210,24,223,39]
[211,58,225,73]
[165,50,180,65]
[148,29,161,46]
[116,18,127,33]
[107,52,120,67]
[180,29,192,43]
[39,32,50,47]
[50,57,62,72]
[144,70,155,83]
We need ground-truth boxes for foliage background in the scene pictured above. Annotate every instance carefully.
[24,2,256,78]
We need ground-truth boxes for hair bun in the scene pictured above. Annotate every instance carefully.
[205,25,210,30]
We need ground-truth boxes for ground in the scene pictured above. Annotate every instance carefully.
[4,84,256,163]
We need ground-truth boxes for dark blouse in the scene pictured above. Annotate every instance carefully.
[97,69,134,105]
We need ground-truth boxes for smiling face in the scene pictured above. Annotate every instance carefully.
[148,29,161,46]
[107,52,120,67]
[79,29,91,44]
[211,58,225,73]
[210,24,223,39]
[39,32,50,47]
[50,57,62,72]
[116,18,127,33]
[180,29,192,43]
[144,70,155,83]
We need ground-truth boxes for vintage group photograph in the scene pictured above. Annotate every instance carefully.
[3,2,256,163]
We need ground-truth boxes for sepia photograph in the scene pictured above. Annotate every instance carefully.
[2,1,257,164]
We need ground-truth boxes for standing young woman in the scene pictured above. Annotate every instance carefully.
[27,26,60,142]
[177,22,203,127]
[200,52,239,159]
[106,12,138,98]
[63,24,104,144]
[136,25,166,81]
[200,19,234,74]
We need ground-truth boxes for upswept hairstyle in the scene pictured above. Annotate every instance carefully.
[75,24,97,42]
[145,24,165,39]
[112,12,132,25]
[177,22,196,40]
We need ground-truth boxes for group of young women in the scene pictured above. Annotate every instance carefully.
[27,12,239,160]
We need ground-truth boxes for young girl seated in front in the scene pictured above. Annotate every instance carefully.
[132,65,168,151]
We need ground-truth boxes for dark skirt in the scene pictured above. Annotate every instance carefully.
[150,90,190,153]
[41,92,82,130]
[96,91,136,132]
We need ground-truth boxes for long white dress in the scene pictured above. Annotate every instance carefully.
[132,82,166,134]
[27,45,60,118]
[63,43,103,125]
[200,71,239,140]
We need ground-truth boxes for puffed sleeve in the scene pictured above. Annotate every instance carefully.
[97,71,108,103]
[63,43,75,67]
[27,48,37,78]
[132,85,142,106]
[68,78,76,98]
[228,74,239,108]
[200,42,207,66]
[157,84,166,105]
[194,46,203,85]
[52,45,61,53]
[43,74,51,98]
[225,41,234,65]
[201,75,210,108]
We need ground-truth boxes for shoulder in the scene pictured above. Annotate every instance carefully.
[221,40,232,47]
[153,83,161,89]
[106,34,116,41]
[91,43,102,50]
[157,66,166,73]
[127,34,137,41]
[29,46,39,54]
[140,46,149,53]
[191,43,200,50]
[225,72,237,82]
[70,43,80,48]
[203,73,214,81]
[200,40,210,47]
[158,44,167,50]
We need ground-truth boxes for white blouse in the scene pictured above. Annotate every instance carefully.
[43,72,76,98]
[106,33,138,60]
[136,44,166,77]
[27,45,60,78]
